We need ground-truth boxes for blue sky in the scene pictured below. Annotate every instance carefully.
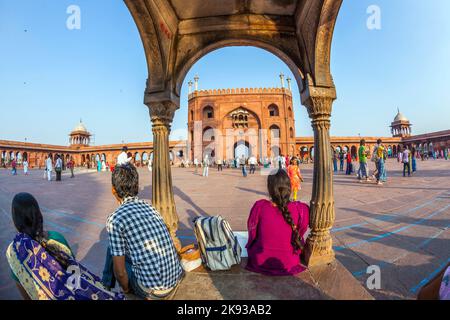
[1,0,449,145]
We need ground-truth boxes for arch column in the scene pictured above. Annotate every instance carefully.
[146,99,181,251]
[302,83,336,266]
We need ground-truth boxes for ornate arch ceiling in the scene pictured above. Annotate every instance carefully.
[124,0,342,103]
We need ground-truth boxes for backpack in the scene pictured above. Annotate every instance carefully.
[193,216,241,271]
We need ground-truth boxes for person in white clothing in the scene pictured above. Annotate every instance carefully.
[402,146,411,177]
[46,154,53,181]
[117,146,131,165]
[248,156,257,174]
[23,160,29,175]
[193,158,199,174]
[202,155,209,177]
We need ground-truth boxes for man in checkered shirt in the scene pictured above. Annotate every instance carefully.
[102,163,183,299]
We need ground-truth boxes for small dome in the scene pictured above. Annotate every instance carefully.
[72,120,88,133]
[394,109,409,122]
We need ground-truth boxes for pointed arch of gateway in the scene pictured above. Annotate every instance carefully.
[124,0,343,265]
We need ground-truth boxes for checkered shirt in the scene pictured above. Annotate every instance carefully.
[106,196,183,290]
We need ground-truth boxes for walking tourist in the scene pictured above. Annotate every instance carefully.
[278,154,283,169]
[147,160,152,172]
[285,155,290,169]
[117,146,131,165]
[11,159,17,175]
[249,155,258,174]
[97,159,101,172]
[46,154,53,181]
[240,155,247,177]
[217,158,223,171]
[23,159,29,175]
[339,151,344,172]
[375,139,387,185]
[402,146,411,177]
[333,151,338,173]
[345,152,353,175]
[357,139,370,182]
[202,155,209,177]
[55,155,62,181]
[193,158,199,173]
[287,158,303,201]
[67,157,75,178]
[245,169,309,276]
[102,163,184,299]
[5,192,123,300]
[411,147,417,174]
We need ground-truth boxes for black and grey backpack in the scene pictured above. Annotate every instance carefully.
[193,216,241,271]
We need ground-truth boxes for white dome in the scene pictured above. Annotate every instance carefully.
[394,110,409,122]
[72,121,88,133]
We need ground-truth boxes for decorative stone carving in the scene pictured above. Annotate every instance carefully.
[303,85,336,266]
[147,100,181,251]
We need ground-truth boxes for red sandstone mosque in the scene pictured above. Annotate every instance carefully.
[1,79,449,169]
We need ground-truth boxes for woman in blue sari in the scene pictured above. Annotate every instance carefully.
[5,192,124,300]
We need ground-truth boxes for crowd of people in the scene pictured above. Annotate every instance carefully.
[42,154,75,181]
[4,143,449,300]
[5,159,313,300]
[331,139,436,186]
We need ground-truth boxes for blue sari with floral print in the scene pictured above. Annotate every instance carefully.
[6,233,124,300]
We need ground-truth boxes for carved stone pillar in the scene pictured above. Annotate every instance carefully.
[302,85,336,266]
[147,100,181,251]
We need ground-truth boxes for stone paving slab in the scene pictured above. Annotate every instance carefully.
[0,159,449,299]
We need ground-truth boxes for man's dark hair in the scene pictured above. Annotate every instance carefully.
[112,163,139,199]
[122,146,128,152]
[377,139,382,144]
[360,139,366,145]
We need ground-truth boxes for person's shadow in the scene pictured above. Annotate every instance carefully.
[80,227,109,275]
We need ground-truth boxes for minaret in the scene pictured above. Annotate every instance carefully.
[286,77,292,91]
[188,80,193,94]
[279,73,285,88]
[194,75,199,91]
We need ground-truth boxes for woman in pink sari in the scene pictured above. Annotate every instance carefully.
[245,169,309,276]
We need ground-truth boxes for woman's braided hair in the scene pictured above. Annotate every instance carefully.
[11,193,70,268]
[267,170,304,251]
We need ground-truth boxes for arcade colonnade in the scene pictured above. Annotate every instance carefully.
[296,137,404,161]
[0,141,187,169]
[70,136,90,145]
[124,0,343,265]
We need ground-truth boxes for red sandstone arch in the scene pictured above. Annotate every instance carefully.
[202,105,214,120]
[269,124,281,139]
[174,39,306,98]
[268,104,280,117]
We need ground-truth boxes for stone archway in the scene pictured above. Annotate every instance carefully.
[125,0,343,264]
[234,140,251,159]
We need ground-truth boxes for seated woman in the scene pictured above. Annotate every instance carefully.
[5,192,124,300]
[245,169,309,276]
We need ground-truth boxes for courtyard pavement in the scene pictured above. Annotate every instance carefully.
[0,159,449,299]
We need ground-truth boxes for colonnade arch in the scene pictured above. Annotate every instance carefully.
[123,0,343,264]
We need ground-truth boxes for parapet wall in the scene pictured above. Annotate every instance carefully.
[188,87,291,99]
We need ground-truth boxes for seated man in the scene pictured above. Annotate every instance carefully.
[102,163,184,299]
